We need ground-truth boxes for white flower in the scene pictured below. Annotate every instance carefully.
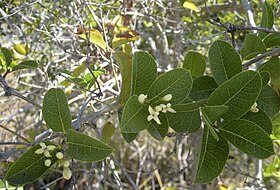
[162,94,172,101]
[35,143,56,157]
[62,160,70,167]
[147,106,161,124]
[138,94,147,104]
[250,102,259,113]
[44,159,51,167]
[155,105,162,112]
[63,166,72,180]
[160,103,176,113]
[56,152,64,159]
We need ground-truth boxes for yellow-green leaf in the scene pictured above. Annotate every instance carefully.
[112,30,140,49]
[13,44,28,56]
[183,1,201,12]
[76,26,107,50]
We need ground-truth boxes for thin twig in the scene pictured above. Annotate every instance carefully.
[0,142,32,146]
[0,74,42,109]
[226,163,260,181]
[243,48,280,68]
[0,125,31,143]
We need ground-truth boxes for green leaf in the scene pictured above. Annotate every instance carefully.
[112,30,140,49]
[121,95,150,133]
[263,33,280,48]
[166,100,205,133]
[259,1,274,39]
[76,27,107,50]
[240,34,266,60]
[201,105,228,125]
[147,113,168,140]
[257,85,280,117]
[194,127,229,183]
[13,44,28,56]
[72,64,87,77]
[102,122,115,142]
[115,52,132,107]
[122,132,138,143]
[12,60,38,71]
[66,129,114,161]
[241,109,272,134]
[148,68,193,104]
[259,71,270,88]
[219,119,274,159]
[131,51,157,95]
[183,1,201,12]
[208,70,262,121]
[189,76,218,101]
[208,40,242,85]
[5,142,57,185]
[42,88,72,133]
[1,47,13,67]
[183,51,205,77]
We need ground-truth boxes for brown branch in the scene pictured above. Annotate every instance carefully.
[0,74,42,109]
[243,48,280,68]
[236,25,280,34]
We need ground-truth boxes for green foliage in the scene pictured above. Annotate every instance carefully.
[257,85,280,116]
[102,122,115,142]
[183,51,205,77]
[219,119,274,159]
[5,142,57,185]
[194,127,229,183]
[66,129,114,161]
[241,34,267,60]
[263,33,280,48]
[208,70,262,121]
[12,60,38,71]
[42,88,72,133]
[259,1,274,39]
[208,40,242,85]
[131,51,157,95]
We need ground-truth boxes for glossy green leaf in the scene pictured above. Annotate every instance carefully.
[208,40,242,85]
[42,88,72,133]
[183,51,205,77]
[12,60,38,71]
[194,127,229,183]
[13,44,28,56]
[259,1,274,39]
[121,95,150,133]
[115,52,132,107]
[189,76,218,101]
[131,51,157,95]
[257,85,280,117]
[166,100,205,133]
[219,119,274,159]
[1,47,13,68]
[147,113,168,140]
[66,129,114,161]
[263,33,280,48]
[241,109,272,134]
[240,34,266,60]
[5,142,57,185]
[148,68,192,104]
[112,30,140,49]
[76,27,107,50]
[102,122,115,142]
[201,105,228,125]
[208,70,262,121]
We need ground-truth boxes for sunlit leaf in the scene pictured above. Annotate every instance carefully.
[183,1,201,12]
[112,30,140,49]
[76,26,107,50]
[13,44,28,56]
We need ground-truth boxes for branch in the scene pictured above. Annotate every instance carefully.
[0,74,42,109]
[243,48,280,68]
[237,25,280,34]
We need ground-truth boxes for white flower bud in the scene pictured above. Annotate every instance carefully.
[56,152,64,159]
[162,94,172,101]
[45,159,51,167]
[138,94,147,104]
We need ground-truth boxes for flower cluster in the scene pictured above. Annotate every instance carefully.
[250,102,259,113]
[139,94,176,124]
[35,142,72,180]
